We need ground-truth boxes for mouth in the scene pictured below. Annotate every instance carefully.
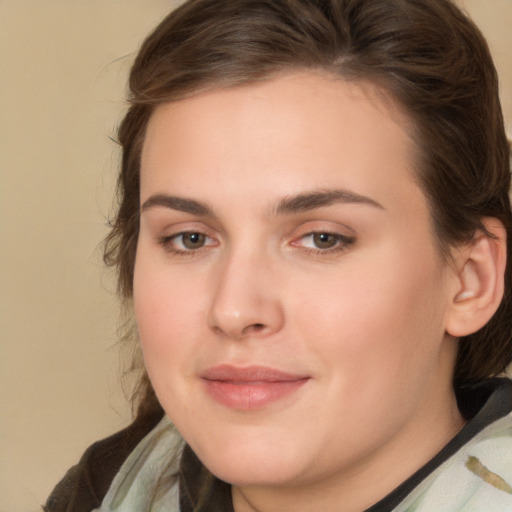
[200,364,310,410]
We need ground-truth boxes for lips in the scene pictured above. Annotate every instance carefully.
[200,364,309,410]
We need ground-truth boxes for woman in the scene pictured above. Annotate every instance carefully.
[45,0,512,510]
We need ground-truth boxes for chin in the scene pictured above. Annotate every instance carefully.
[191,435,308,486]
[208,461,302,488]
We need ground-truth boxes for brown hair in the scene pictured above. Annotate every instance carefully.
[104,0,512,416]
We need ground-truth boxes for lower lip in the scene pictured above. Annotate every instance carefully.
[202,378,309,410]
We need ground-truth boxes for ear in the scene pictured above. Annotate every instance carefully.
[446,218,507,337]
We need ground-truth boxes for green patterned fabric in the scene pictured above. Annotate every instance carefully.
[92,416,182,512]
[393,413,512,511]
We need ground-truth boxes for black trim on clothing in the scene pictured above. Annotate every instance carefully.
[364,378,512,511]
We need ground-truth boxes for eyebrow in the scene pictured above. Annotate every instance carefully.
[140,188,384,217]
[274,188,384,214]
[141,194,213,216]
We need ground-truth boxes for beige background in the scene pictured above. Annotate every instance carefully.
[0,1,511,511]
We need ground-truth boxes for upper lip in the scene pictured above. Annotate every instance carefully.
[201,364,309,382]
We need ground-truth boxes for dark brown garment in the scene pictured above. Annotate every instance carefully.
[43,409,163,512]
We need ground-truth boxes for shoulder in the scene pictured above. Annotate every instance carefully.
[43,410,164,512]
[432,412,512,511]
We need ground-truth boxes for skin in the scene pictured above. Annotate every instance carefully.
[134,72,466,512]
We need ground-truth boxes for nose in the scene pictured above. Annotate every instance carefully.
[207,248,284,341]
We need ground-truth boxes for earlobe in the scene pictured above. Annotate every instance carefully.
[446,218,507,338]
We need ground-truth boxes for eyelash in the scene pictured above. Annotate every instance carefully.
[291,232,355,255]
[158,231,217,256]
[157,231,355,257]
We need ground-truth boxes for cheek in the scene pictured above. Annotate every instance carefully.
[133,255,204,377]
[290,255,449,439]
[133,269,209,430]
[293,245,448,375]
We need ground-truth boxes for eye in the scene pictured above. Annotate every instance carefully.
[159,231,217,254]
[293,231,355,253]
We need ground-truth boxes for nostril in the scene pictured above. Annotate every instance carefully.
[241,323,267,336]
[212,325,227,337]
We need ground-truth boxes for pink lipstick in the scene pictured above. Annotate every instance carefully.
[201,365,309,410]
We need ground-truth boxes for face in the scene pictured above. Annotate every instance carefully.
[134,73,461,498]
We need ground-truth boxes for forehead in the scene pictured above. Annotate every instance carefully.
[140,72,422,217]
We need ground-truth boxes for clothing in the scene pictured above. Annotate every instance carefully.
[91,416,182,512]
[45,378,512,512]
[43,408,165,512]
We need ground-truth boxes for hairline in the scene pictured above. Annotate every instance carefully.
[133,66,455,261]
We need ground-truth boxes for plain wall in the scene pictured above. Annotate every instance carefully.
[0,2,181,511]
[0,1,510,511]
